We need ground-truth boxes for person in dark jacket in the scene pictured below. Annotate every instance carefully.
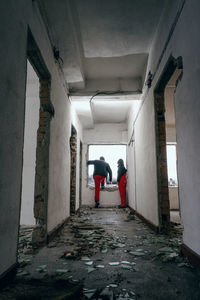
[88,156,112,208]
[117,159,127,208]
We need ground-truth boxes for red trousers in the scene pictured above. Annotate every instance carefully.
[118,173,126,207]
[94,175,105,202]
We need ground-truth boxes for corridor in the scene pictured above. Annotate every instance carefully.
[1,0,200,297]
[1,208,200,299]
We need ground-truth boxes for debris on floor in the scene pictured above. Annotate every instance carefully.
[1,207,200,299]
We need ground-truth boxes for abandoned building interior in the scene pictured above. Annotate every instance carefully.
[0,0,200,298]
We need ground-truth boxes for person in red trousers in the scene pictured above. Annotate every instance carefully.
[88,157,112,208]
[117,159,127,208]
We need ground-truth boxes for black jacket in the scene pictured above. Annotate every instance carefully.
[88,160,112,182]
[117,163,127,182]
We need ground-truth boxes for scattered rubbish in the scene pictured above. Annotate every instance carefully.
[100,287,114,300]
[129,251,145,256]
[36,265,47,273]
[63,251,76,259]
[109,262,120,266]
[121,261,131,265]
[178,262,186,267]
[121,265,132,270]
[85,261,93,266]
[158,247,173,253]
[162,252,179,262]
[109,284,118,288]
[81,256,90,261]
[168,252,178,258]
[130,291,136,296]
[14,207,186,300]
[83,289,97,299]
[96,264,105,268]
[87,267,96,273]
[101,249,108,253]
[16,270,29,277]
[116,243,126,248]
[55,269,69,274]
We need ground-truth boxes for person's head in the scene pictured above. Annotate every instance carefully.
[100,156,105,161]
[117,159,124,166]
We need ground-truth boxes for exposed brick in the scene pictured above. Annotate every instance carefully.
[161,200,170,208]
[161,208,170,214]
[33,79,52,247]
[155,92,170,230]
[40,111,50,117]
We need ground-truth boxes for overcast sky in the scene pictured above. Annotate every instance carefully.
[88,145,126,180]
[167,145,178,184]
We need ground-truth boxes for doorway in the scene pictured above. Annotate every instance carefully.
[18,29,54,258]
[20,61,39,227]
[70,125,77,214]
[154,56,182,230]
[165,78,180,223]
[18,61,39,258]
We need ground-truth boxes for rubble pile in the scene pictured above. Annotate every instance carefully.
[17,225,35,269]
[3,208,198,299]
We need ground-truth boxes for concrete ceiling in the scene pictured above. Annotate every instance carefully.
[38,0,166,128]
[71,95,142,128]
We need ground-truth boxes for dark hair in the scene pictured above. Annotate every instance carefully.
[117,159,124,165]
[100,156,105,161]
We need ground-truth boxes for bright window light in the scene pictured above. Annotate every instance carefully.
[166,144,178,186]
[88,145,126,185]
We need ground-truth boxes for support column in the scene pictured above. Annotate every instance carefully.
[155,93,170,230]
[32,79,54,246]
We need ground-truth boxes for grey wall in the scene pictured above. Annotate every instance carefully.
[135,0,200,253]
[20,62,39,226]
[0,0,82,276]
[0,0,28,276]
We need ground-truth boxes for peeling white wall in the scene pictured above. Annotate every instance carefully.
[82,123,127,206]
[139,0,200,253]
[20,62,39,226]
[0,0,82,276]
[134,93,159,226]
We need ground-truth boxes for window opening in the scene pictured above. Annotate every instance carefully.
[88,145,126,186]
[166,144,178,187]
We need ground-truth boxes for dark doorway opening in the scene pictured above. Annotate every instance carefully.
[18,61,39,258]
[18,29,54,260]
[70,125,77,214]
[154,55,182,230]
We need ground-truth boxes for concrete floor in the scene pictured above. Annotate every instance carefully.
[1,208,200,299]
